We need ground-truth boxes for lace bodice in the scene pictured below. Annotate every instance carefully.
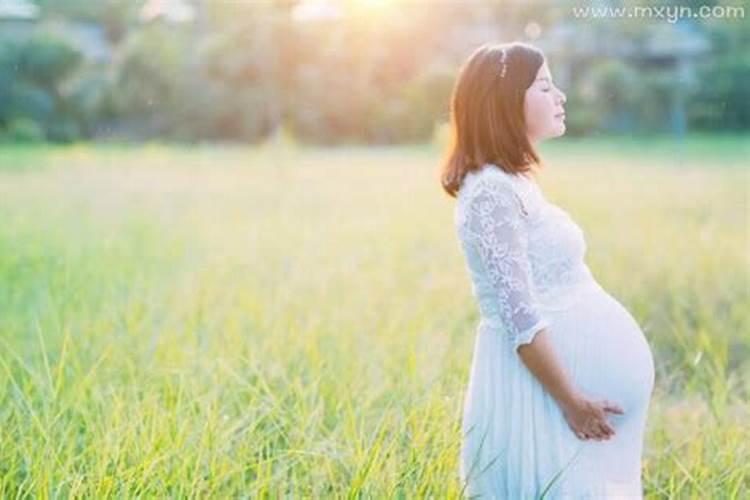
[454,164,598,351]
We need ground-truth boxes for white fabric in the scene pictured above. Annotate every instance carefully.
[455,164,655,498]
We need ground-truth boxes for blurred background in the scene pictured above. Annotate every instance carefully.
[0,1,748,497]
[0,0,747,145]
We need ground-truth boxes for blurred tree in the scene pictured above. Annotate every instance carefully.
[365,64,455,144]
[0,30,83,141]
[1,117,45,142]
[585,60,640,132]
[34,0,137,43]
[18,31,81,87]
[0,0,745,143]
[113,24,190,137]
[178,26,276,141]
[636,71,676,132]
[689,16,750,130]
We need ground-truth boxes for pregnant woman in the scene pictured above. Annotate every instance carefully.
[440,42,655,498]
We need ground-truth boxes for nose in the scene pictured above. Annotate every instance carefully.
[557,88,566,105]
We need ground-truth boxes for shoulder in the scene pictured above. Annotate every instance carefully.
[461,164,518,195]
[457,164,542,222]
[459,164,528,206]
[455,165,523,225]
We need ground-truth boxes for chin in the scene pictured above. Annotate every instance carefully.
[533,123,566,143]
[551,122,566,138]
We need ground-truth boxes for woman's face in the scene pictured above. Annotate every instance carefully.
[524,61,567,144]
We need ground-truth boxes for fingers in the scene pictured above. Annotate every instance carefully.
[580,430,602,441]
[603,400,625,415]
[576,421,616,441]
[590,421,615,440]
[598,421,614,439]
[570,399,623,442]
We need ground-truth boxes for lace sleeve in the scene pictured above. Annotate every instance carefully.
[465,178,550,352]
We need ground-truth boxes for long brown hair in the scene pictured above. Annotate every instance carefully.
[439,42,546,198]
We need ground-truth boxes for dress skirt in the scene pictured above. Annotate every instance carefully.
[459,280,655,499]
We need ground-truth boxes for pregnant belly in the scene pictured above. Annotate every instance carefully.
[543,284,656,418]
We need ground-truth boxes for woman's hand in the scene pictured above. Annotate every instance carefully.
[560,394,624,441]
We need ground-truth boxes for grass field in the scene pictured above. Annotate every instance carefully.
[0,134,748,497]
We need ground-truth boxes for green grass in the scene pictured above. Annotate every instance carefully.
[0,135,748,497]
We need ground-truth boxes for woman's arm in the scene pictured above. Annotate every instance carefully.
[463,178,551,351]
[516,328,579,408]
[518,329,624,441]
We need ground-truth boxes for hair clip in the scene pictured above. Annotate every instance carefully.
[499,49,508,78]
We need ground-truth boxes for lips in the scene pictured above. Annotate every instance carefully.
[555,113,566,120]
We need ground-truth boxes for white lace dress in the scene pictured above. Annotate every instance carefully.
[455,164,655,499]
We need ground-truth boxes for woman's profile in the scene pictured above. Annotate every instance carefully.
[441,42,655,498]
